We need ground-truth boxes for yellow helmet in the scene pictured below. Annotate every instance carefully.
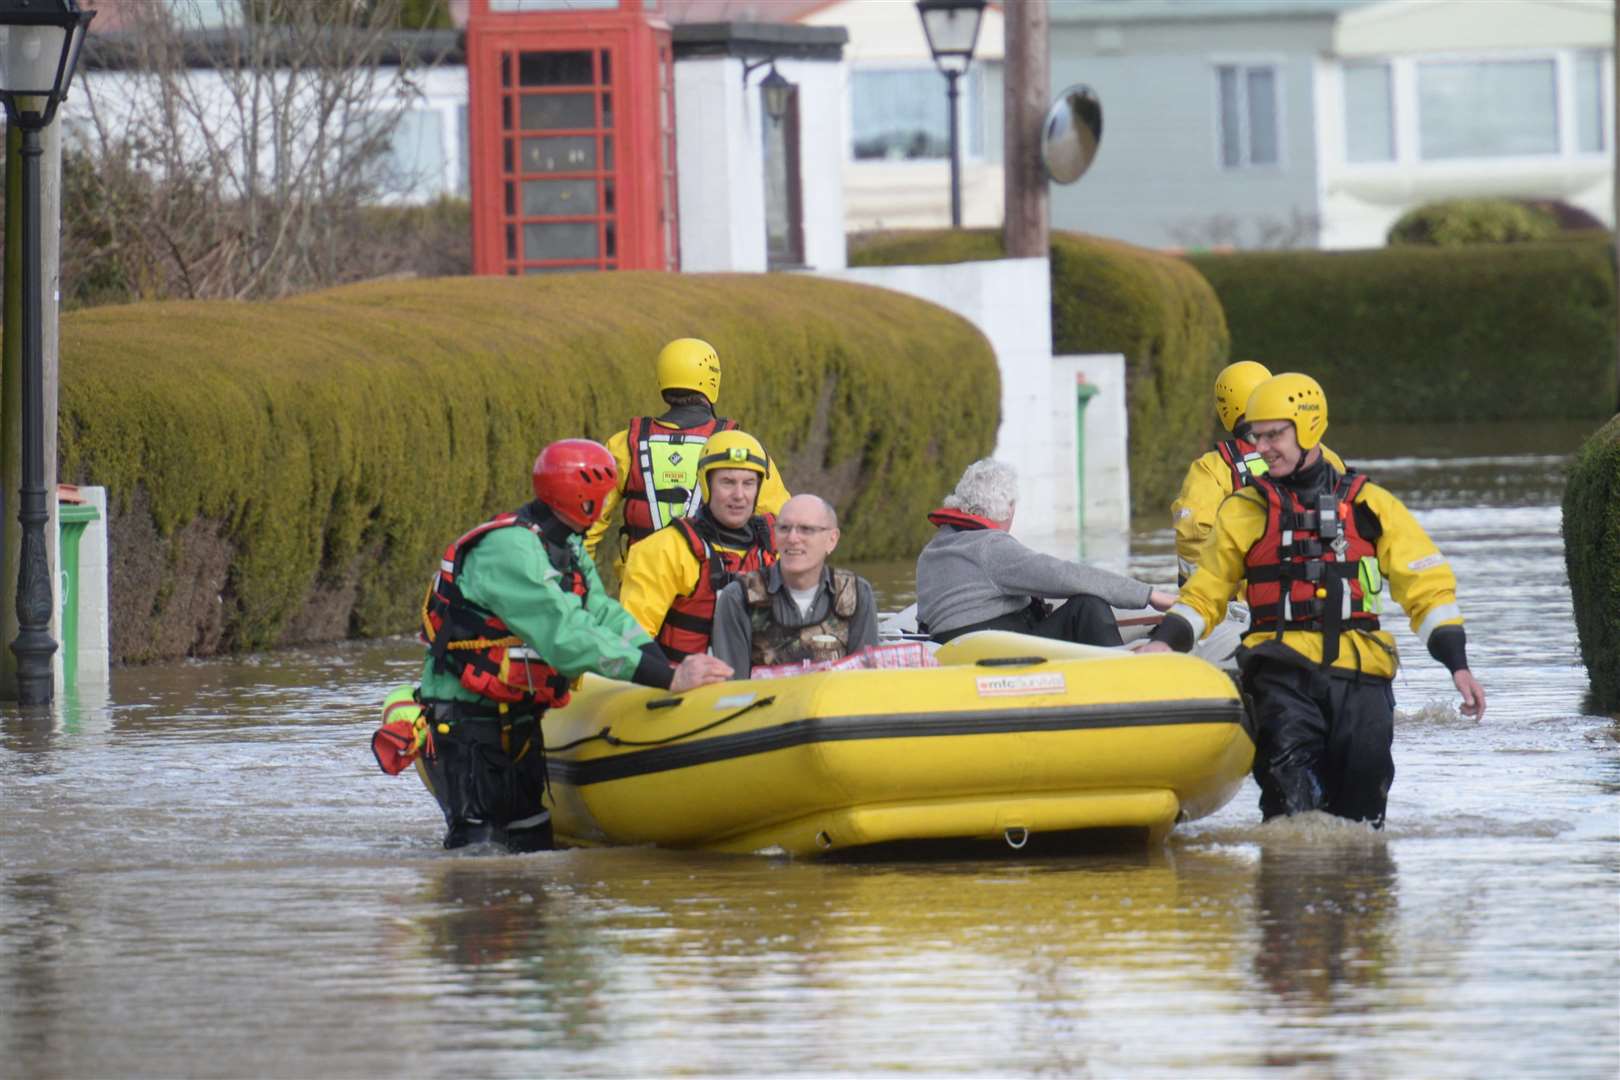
[1246,373,1328,450]
[1213,360,1272,432]
[656,337,721,403]
[696,429,769,502]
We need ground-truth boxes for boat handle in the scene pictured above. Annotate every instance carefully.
[645,697,682,710]
[975,656,1048,667]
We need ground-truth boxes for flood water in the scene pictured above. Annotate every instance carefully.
[3,421,1616,1078]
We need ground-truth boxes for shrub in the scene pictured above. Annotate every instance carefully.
[1387,198,1560,247]
[848,228,1231,520]
[59,273,998,662]
[1562,414,1620,713]
[1187,239,1616,423]
[1048,232,1230,519]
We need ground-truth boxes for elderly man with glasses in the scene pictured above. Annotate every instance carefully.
[709,494,879,679]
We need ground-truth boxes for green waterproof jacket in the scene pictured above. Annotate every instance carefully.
[419,523,668,704]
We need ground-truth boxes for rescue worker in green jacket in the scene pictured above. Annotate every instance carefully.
[583,338,791,577]
[1171,360,1346,585]
[416,438,732,852]
[1141,374,1486,827]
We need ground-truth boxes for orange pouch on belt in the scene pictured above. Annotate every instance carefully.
[371,685,428,775]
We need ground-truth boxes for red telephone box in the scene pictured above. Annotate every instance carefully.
[467,0,679,274]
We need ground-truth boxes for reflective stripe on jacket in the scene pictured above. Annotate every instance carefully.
[622,414,738,544]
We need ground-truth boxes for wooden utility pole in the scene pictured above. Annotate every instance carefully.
[1003,0,1049,258]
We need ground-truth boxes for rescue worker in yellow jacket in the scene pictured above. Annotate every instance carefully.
[1170,360,1346,585]
[619,429,780,662]
[583,338,791,575]
[1141,373,1486,827]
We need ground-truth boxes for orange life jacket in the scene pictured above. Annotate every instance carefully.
[420,504,587,709]
[1244,470,1380,667]
[622,413,740,546]
[655,514,777,661]
[1215,437,1268,490]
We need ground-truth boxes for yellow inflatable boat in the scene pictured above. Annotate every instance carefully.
[542,631,1255,857]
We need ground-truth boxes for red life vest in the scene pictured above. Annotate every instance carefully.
[1244,470,1381,666]
[1215,437,1268,490]
[622,414,739,546]
[420,504,588,709]
[926,507,1002,531]
[655,514,777,661]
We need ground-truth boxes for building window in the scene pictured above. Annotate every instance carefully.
[850,67,981,161]
[1417,58,1557,160]
[1216,63,1279,168]
[1343,62,1394,163]
[763,87,804,268]
[1575,50,1607,154]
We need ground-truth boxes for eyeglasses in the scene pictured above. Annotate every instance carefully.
[777,523,832,537]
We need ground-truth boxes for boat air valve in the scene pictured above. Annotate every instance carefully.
[1003,826,1029,849]
[815,831,833,850]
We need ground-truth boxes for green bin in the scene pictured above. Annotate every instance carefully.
[59,500,99,688]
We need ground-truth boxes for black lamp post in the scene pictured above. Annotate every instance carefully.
[759,65,792,127]
[917,0,985,227]
[744,57,794,127]
[0,0,94,706]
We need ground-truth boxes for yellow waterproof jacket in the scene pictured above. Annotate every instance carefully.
[618,519,763,639]
[1169,476,1462,679]
[583,423,791,569]
[1171,442,1344,582]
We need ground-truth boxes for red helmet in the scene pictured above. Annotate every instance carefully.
[532,439,618,532]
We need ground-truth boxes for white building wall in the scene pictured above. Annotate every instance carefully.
[1316,0,1616,246]
[676,57,763,271]
[1051,354,1131,552]
[1047,16,1335,251]
[814,258,1128,560]
[676,55,847,272]
[70,65,469,205]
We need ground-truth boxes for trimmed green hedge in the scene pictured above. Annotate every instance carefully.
[1387,198,1559,247]
[1188,240,1617,423]
[1562,413,1620,713]
[59,273,999,663]
[849,228,1231,518]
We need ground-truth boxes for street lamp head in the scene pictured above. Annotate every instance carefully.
[0,0,94,131]
[760,64,792,125]
[917,0,985,75]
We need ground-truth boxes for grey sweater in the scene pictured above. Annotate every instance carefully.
[915,527,1154,636]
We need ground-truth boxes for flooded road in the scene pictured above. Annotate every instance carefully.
[3,421,1616,1078]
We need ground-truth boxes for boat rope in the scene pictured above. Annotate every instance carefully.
[545,695,777,753]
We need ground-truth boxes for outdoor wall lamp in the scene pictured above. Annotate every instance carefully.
[743,56,793,126]
[0,0,95,706]
[916,0,985,227]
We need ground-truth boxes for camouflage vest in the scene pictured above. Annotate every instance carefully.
[743,567,860,667]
